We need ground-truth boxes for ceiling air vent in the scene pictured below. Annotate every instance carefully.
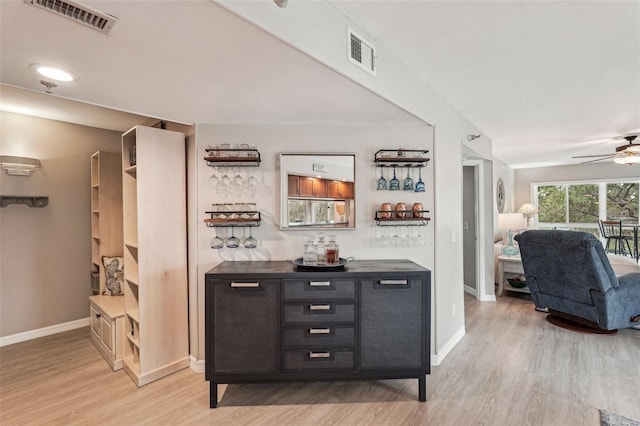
[23,0,118,35]
[348,27,376,76]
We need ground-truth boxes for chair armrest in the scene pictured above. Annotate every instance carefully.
[617,272,640,288]
[594,273,640,329]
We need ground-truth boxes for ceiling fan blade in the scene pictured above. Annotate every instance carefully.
[572,153,614,158]
[579,155,616,164]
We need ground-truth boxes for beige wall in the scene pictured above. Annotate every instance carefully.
[0,112,122,337]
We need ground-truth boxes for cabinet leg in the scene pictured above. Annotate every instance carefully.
[210,382,218,408]
[418,376,426,402]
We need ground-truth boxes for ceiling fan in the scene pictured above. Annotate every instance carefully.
[572,135,640,165]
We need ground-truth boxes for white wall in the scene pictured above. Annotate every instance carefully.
[515,162,640,207]
[189,123,435,361]
[0,112,122,337]
[218,0,490,361]
[493,157,516,241]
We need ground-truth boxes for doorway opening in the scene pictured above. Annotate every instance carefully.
[462,159,492,301]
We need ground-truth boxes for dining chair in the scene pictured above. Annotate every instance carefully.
[599,220,633,256]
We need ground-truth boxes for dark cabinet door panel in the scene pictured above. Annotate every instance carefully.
[360,278,424,369]
[212,279,279,373]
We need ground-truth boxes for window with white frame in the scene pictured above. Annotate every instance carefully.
[533,180,639,245]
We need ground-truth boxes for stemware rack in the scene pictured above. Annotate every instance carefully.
[374,149,430,168]
[375,210,431,226]
[204,210,261,227]
[204,148,261,167]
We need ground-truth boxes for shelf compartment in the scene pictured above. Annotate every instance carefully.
[204,210,261,227]
[204,148,261,167]
[127,332,140,348]
[91,153,99,185]
[375,210,431,226]
[127,308,140,323]
[124,164,137,177]
[374,149,430,168]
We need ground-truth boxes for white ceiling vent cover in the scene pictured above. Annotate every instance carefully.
[23,0,118,34]
[348,28,376,76]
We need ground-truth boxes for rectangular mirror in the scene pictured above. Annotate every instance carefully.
[279,153,356,229]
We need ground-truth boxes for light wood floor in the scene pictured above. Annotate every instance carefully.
[1,293,639,425]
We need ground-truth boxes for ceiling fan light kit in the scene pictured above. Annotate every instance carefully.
[614,154,640,165]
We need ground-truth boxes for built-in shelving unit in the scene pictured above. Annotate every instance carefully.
[121,125,189,387]
[88,151,124,371]
[90,151,123,293]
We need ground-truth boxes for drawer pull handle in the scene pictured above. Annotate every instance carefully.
[230,282,260,288]
[309,304,331,311]
[379,279,408,285]
[309,328,331,334]
[308,351,331,358]
[309,281,331,287]
[95,313,102,319]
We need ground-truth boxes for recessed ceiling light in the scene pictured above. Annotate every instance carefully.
[29,64,77,82]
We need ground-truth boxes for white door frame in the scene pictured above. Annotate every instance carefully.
[462,159,490,301]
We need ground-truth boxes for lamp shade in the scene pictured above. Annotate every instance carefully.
[518,203,539,215]
[498,213,525,230]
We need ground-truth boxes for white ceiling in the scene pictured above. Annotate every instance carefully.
[1,0,639,168]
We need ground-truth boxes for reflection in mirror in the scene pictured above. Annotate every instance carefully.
[280,153,355,229]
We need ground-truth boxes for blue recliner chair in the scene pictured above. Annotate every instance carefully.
[515,230,640,332]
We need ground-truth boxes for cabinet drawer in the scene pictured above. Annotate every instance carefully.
[283,302,355,324]
[282,279,356,300]
[282,349,355,371]
[282,326,355,348]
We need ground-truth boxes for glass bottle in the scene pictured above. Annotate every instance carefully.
[326,235,339,265]
[303,236,317,266]
[316,232,327,265]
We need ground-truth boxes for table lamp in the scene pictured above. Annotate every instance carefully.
[498,213,525,256]
[518,203,539,228]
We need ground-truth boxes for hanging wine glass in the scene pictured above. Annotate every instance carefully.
[226,226,240,248]
[210,227,224,249]
[376,167,387,190]
[389,166,400,191]
[243,227,258,249]
[208,169,221,187]
[403,166,414,191]
[415,167,425,192]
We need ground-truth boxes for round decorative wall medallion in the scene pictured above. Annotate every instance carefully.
[496,178,505,213]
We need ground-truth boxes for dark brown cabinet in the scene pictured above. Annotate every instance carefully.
[288,174,353,199]
[289,175,327,197]
[327,181,354,199]
[299,176,326,197]
[205,260,431,408]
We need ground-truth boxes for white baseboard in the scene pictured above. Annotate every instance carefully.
[431,326,465,366]
[0,317,90,347]
[481,294,497,302]
[190,355,205,373]
[463,285,477,297]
